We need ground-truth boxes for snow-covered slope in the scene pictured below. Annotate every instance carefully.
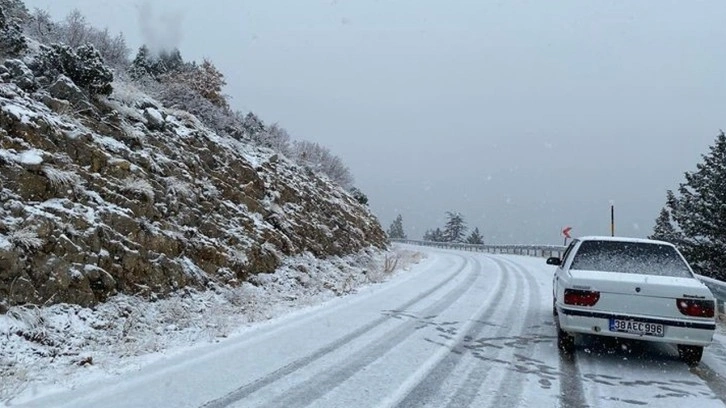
[0,63,386,310]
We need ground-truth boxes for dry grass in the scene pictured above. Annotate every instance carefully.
[121,178,154,201]
[42,165,79,188]
[8,227,44,250]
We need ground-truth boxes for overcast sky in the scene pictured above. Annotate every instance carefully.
[25,0,726,244]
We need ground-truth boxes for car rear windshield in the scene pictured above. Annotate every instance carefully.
[570,241,693,277]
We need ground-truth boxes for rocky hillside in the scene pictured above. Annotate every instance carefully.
[0,57,387,312]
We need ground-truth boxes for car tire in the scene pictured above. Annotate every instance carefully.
[677,345,703,366]
[552,297,557,316]
[556,320,575,353]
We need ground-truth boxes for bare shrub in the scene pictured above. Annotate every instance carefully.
[42,165,79,188]
[383,254,399,273]
[291,140,354,189]
[9,227,43,250]
[164,177,194,200]
[121,177,154,201]
[0,358,29,404]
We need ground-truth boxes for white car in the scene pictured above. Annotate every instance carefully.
[549,236,716,365]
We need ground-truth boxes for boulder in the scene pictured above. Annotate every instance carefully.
[41,94,71,114]
[3,59,37,92]
[48,75,87,106]
[143,108,165,131]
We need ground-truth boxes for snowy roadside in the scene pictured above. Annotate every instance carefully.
[0,245,424,405]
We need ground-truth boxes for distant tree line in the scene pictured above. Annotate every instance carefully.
[422,212,484,245]
[650,131,726,279]
[2,2,366,201]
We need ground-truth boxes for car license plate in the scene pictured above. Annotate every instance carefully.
[609,319,664,337]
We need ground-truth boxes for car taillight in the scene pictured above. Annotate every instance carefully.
[564,289,600,307]
[676,298,714,318]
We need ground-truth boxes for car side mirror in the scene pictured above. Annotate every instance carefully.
[546,257,561,266]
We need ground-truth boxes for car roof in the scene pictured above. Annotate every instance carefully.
[576,236,674,246]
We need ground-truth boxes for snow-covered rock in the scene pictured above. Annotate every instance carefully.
[16,149,43,167]
[2,59,36,92]
[142,107,165,131]
[48,74,86,106]
[0,77,387,310]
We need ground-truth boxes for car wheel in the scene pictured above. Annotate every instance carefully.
[552,297,557,316]
[678,345,703,366]
[557,322,575,353]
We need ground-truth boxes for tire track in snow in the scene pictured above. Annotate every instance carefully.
[393,257,520,408]
[200,255,472,408]
[557,350,588,408]
[484,257,544,408]
[556,303,588,408]
[442,257,545,408]
[696,337,726,404]
[690,363,726,405]
[259,256,488,408]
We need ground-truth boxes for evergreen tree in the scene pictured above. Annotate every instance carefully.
[387,214,406,239]
[156,48,184,74]
[466,227,484,245]
[130,45,152,79]
[0,5,27,56]
[130,46,185,80]
[665,131,726,278]
[31,43,113,95]
[74,44,114,95]
[443,211,467,243]
[0,0,29,23]
[423,230,432,241]
[349,187,368,206]
[242,112,265,136]
[430,228,445,242]
[648,206,682,244]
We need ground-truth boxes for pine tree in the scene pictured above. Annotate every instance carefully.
[349,187,368,206]
[31,43,113,95]
[0,5,27,56]
[430,228,446,242]
[665,131,726,278]
[648,207,682,244]
[466,227,484,245]
[443,211,467,243]
[130,45,152,79]
[0,0,29,23]
[156,48,183,74]
[387,214,406,239]
[242,112,265,136]
[130,46,185,80]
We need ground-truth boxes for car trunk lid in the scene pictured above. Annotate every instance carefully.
[567,270,714,319]
[568,270,711,299]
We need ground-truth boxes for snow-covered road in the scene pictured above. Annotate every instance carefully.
[14,247,726,407]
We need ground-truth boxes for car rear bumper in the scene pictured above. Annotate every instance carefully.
[557,306,716,346]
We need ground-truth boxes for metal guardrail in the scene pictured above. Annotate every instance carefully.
[391,239,567,259]
[697,275,726,314]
